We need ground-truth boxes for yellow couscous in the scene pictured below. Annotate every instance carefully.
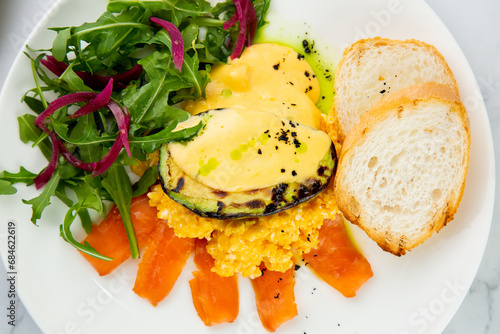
[148,171,338,278]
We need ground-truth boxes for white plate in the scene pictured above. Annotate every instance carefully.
[0,0,495,333]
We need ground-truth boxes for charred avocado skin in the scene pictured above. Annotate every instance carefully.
[158,142,337,220]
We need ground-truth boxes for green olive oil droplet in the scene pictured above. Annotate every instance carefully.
[258,133,269,145]
[231,149,243,161]
[221,88,232,98]
[297,142,308,154]
[239,143,249,152]
[198,158,220,176]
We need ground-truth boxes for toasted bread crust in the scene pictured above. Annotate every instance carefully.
[334,82,470,255]
[341,82,464,152]
[334,37,460,140]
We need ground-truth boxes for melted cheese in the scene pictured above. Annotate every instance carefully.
[183,43,323,129]
[168,108,332,192]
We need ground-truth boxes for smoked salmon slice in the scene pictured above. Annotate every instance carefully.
[251,263,298,332]
[189,238,239,326]
[133,221,195,306]
[80,194,160,276]
[303,214,373,297]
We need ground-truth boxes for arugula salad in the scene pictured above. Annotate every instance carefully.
[0,0,270,260]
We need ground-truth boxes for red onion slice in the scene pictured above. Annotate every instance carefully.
[33,80,131,187]
[229,0,247,60]
[223,0,258,59]
[41,56,68,76]
[33,124,60,189]
[41,56,142,91]
[112,64,143,83]
[149,17,184,71]
[35,92,96,127]
[223,12,239,30]
[70,79,114,119]
[245,0,257,46]
[107,100,131,158]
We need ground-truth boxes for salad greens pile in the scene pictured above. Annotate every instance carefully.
[0,0,270,260]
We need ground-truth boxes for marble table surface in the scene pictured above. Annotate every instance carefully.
[0,0,498,333]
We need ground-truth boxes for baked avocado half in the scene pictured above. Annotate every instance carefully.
[159,108,336,219]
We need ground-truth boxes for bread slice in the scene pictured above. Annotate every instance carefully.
[334,82,470,256]
[334,37,459,139]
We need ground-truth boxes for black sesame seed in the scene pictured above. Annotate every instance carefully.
[258,149,262,154]
[273,63,280,70]
[281,168,285,173]
[291,170,297,176]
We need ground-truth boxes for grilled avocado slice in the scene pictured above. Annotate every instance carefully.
[159,108,336,219]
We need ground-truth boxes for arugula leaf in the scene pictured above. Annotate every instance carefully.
[52,27,72,62]
[107,0,213,26]
[60,202,112,261]
[55,181,94,234]
[253,0,272,29]
[23,170,61,225]
[71,9,149,40]
[51,117,115,146]
[122,50,192,132]
[178,52,210,100]
[57,64,92,92]
[68,114,104,163]
[132,166,158,197]
[129,119,202,153]
[18,114,52,161]
[0,181,17,195]
[0,167,37,186]
[55,183,76,207]
[57,164,82,180]
[107,0,168,12]
[102,165,138,258]
[22,96,46,115]
[78,208,93,235]
[74,175,106,215]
